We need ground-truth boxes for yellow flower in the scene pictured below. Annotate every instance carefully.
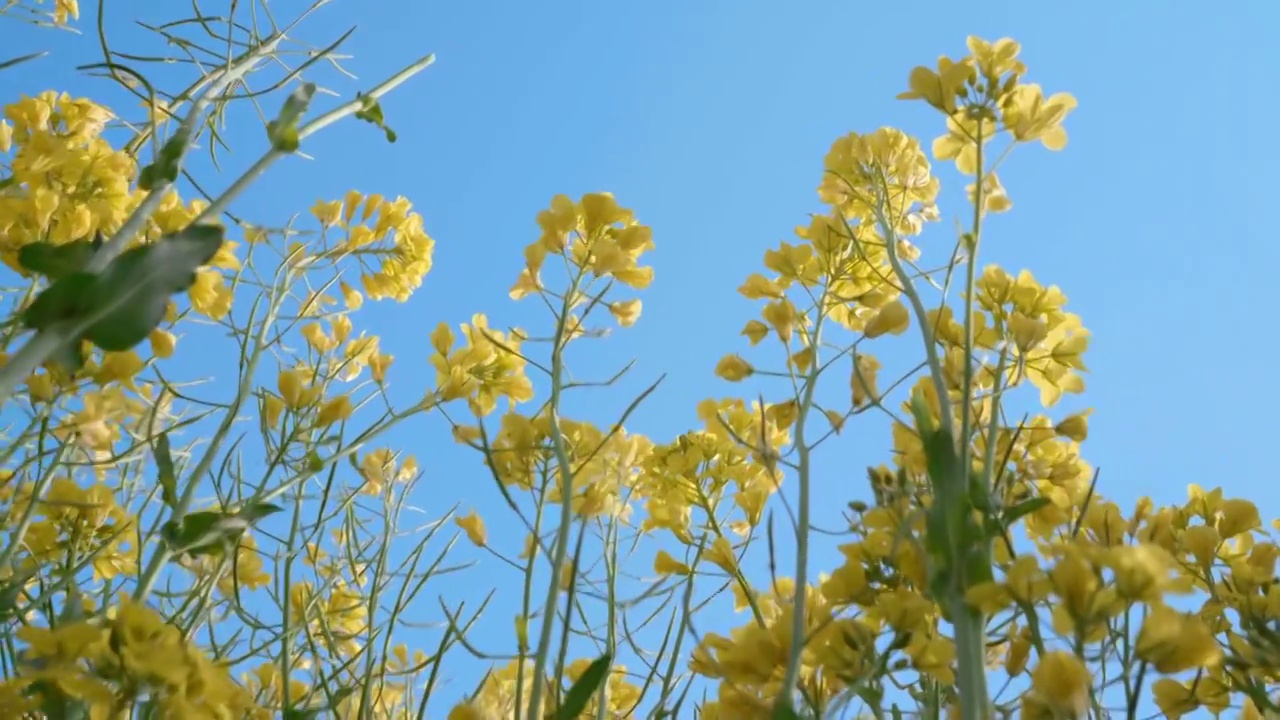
[148,329,177,358]
[339,280,364,309]
[26,371,56,403]
[209,239,241,271]
[609,299,642,327]
[357,448,415,495]
[54,0,80,24]
[967,172,1013,214]
[964,581,1011,614]
[430,321,454,356]
[761,298,798,341]
[509,268,541,300]
[213,534,272,595]
[17,619,108,662]
[455,510,487,547]
[277,368,316,409]
[1183,524,1220,568]
[262,393,284,428]
[1151,679,1198,719]
[1106,543,1174,603]
[311,198,343,227]
[110,597,192,687]
[301,322,337,354]
[931,112,988,174]
[189,269,233,319]
[1005,627,1031,676]
[1001,83,1078,151]
[714,354,753,382]
[370,350,394,383]
[1026,651,1090,717]
[851,354,881,407]
[317,395,353,426]
[448,702,491,720]
[653,550,691,576]
[863,300,909,338]
[1048,547,1097,618]
[705,536,737,574]
[967,36,1025,82]
[740,320,769,345]
[428,315,533,416]
[94,350,144,388]
[1136,604,1222,673]
[896,57,971,114]
[1054,410,1091,442]
[1217,498,1260,539]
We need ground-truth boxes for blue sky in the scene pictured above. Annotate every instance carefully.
[4,0,1278,715]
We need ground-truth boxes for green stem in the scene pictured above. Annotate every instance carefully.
[958,118,986,485]
[776,298,828,711]
[954,118,993,720]
[870,203,955,443]
[132,271,287,601]
[527,272,585,720]
[193,54,435,227]
[952,601,991,720]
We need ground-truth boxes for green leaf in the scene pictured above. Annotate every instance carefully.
[266,121,299,152]
[58,585,86,624]
[239,501,284,523]
[162,503,281,558]
[282,686,356,720]
[1003,496,1051,526]
[0,584,21,623]
[305,450,324,474]
[0,567,38,623]
[28,679,88,720]
[162,511,230,558]
[906,389,938,439]
[267,82,316,153]
[18,240,98,279]
[855,685,884,712]
[154,432,178,509]
[770,698,803,720]
[22,273,95,331]
[551,652,612,720]
[919,422,958,499]
[0,51,48,72]
[137,132,187,191]
[83,224,224,352]
[354,93,397,143]
[46,338,87,375]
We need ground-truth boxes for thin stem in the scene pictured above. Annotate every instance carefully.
[958,117,986,487]
[867,202,955,443]
[954,117,994,720]
[132,266,289,601]
[527,270,586,720]
[775,294,828,711]
[193,53,435,226]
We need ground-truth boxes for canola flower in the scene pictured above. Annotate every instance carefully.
[0,14,1275,720]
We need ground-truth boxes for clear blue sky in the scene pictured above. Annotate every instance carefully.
[4,0,1278,715]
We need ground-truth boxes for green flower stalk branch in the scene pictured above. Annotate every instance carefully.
[774,292,830,717]
[527,268,589,720]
